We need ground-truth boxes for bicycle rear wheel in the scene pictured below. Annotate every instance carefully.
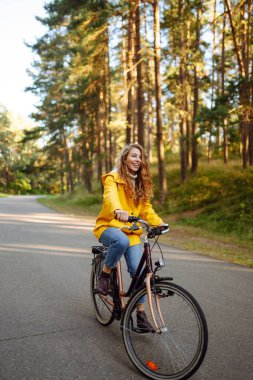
[122,281,208,380]
[90,253,115,326]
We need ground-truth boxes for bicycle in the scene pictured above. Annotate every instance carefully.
[90,217,208,380]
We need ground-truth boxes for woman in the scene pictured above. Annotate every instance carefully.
[93,143,167,332]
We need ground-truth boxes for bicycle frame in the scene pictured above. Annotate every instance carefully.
[115,241,150,310]
[115,235,172,333]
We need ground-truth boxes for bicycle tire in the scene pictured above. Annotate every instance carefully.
[122,281,208,380]
[90,254,115,326]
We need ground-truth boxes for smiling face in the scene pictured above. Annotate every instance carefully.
[125,147,142,174]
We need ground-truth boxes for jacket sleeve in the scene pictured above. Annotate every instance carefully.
[139,199,164,226]
[102,175,123,219]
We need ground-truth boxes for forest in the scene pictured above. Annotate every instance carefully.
[0,0,253,254]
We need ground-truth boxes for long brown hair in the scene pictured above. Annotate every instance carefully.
[117,143,153,203]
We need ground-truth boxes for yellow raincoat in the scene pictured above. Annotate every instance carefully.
[94,171,164,246]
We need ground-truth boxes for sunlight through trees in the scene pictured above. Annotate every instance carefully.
[1,0,252,197]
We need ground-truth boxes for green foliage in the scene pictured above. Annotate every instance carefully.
[154,160,253,242]
[0,105,49,195]
[8,173,32,194]
[24,0,253,197]
[57,186,101,207]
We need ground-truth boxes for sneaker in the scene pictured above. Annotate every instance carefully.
[137,311,155,333]
[96,272,111,295]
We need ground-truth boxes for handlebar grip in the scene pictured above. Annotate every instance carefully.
[147,225,169,238]
[128,216,139,223]
[148,227,163,238]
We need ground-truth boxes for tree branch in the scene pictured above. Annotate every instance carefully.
[224,0,245,76]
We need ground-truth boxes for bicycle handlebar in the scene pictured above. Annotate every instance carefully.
[127,216,169,238]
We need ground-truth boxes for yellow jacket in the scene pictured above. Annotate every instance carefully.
[94,171,163,246]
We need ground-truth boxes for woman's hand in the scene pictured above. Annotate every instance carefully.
[114,209,129,222]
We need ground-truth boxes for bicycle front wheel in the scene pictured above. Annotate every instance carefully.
[122,281,208,380]
[90,254,115,326]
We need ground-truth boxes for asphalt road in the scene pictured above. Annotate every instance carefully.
[0,196,253,380]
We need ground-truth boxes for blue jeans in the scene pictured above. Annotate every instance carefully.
[99,227,145,303]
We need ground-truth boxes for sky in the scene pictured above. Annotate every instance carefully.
[0,0,48,122]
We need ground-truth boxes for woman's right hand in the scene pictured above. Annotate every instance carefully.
[114,209,129,222]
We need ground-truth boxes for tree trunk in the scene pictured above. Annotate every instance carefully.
[191,3,201,173]
[239,83,249,168]
[126,1,135,144]
[250,50,253,165]
[60,156,64,194]
[191,62,198,173]
[153,0,167,200]
[186,19,191,167]
[248,0,253,165]
[79,109,92,193]
[191,3,200,173]
[62,130,74,193]
[223,119,228,164]
[144,2,154,161]
[96,105,103,181]
[186,108,191,167]
[122,15,128,143]
[103,54,110,173]
[178,0,187,182]
[83,136,92,193]
[135,0,145,147]
[221,2,228,164]
[106,27,113,170]
[210,0,216,158]
[224,0,245,76]
[224,0,251,168]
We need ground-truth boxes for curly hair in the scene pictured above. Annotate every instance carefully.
[117,143,153,204]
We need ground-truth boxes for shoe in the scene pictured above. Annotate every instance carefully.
[96,272,111,295]
[137,311,155,333]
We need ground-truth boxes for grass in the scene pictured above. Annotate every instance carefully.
[154,159,253,240]
[0,193,8,197]
[38,188,101,218]
[38,159,253,268]
[160,222,253,268]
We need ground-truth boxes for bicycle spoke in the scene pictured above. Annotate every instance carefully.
[122,282,208,380]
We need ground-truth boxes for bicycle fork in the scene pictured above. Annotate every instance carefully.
[146,273,167,333]
[116,258,167,333]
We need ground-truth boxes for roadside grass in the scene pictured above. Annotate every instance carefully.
[159,222,253,268]
[38,159,253,268]
[38,188,101,218]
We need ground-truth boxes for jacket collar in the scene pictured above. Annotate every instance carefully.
[102,170,125,184]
